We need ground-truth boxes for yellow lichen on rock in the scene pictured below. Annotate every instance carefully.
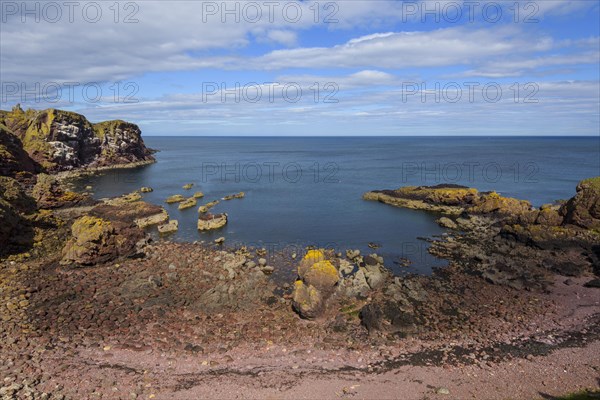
[303,260,339,289]
[291,280,323,319]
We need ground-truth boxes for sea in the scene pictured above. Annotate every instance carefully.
[72,136,600,275]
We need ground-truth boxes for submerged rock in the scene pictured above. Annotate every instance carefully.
[197,213,228,231]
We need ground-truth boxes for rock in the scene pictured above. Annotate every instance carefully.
[437,216,458,229]
[362,264,386,289]
[1,106,154,172]
[298,249,326,277]
[291,253,297,259]
[178,197,197,210]
[223,192,245,200]
[165,194,185,204]
[134,209,169,228]
[61,215,145,266]
[535,205,562,226]
[193,191,204,199]
[338,259,355,275]
[360,300,418,337]
[584,279,600,288]
[197,213,228,231]
[292,280,323,319]
[103,191,142,205]
[303,260,339,290]
[183,183,194,190]
[340,268,370,298]
[258,258,267,266]
[140,187,153,193]
[32,173,91,209]
[158,220,178,234]
[85,185,93,190]
[368,242,380,249]
[0,121,39,177]
[436,387,450,395]
[215,237,225,244]
[346,249,361,260]
[246,261,256,269]
[261,266,275,274]
[198,200,220,213]
[561,177,600,229]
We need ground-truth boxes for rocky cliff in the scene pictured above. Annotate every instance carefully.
[0,104,155,172]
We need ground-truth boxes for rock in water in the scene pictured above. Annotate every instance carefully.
[198,200,220,213]
[165,194,185,204]
[193,191,204,199]
[183,183,194,190]
[158,220,178,234]
[197,213,228,231]
[135,209,169,228]
[178,197,197,210]
[140,187,153,193]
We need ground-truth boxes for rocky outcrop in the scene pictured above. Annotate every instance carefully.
[0,105,154,172]
[0,122,39,177]
[560,177,600,230]
[364,185,532,217]
[32,173,93,209]
[61,215,145,266]
[0,177,37,254]
[197,213,228,231]
[198,200,220,213]
[178,197,197,210]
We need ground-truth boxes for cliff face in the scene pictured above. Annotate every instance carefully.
[0,122,39,177]
[0,105,155,172]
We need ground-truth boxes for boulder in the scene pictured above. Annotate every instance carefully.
[303,260,339,290]
[61,215,145,266]
[298,249,326,277]
[158,220,178,234]
[292,280,323,319]
[197,213,228,231]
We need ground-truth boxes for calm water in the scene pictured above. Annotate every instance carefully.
[73,137,600,275]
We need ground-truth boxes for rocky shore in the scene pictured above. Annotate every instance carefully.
[1,109,599,398]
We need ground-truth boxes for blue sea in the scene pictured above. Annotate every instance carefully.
[73,137,600,275]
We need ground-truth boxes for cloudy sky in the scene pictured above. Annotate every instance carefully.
[1,0,599,135]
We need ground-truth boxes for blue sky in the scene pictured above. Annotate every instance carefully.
[1,0,599,136]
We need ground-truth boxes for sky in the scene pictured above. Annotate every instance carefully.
[0,0,599,136]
